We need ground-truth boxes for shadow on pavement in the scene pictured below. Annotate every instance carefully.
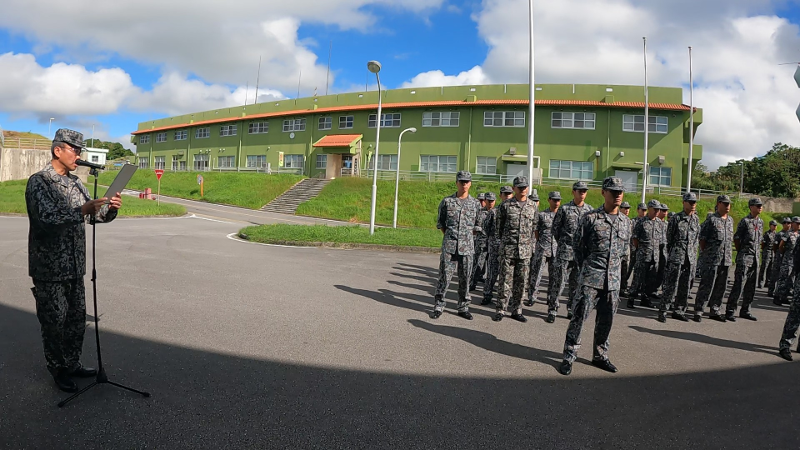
[629,325,778,356]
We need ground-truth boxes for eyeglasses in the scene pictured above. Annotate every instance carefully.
[59,142,82,156]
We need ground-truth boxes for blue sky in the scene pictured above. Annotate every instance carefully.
[0,0,798,168]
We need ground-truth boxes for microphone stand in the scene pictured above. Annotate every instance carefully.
[58,167,150,407]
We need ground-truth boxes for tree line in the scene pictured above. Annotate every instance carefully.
[84,138,135,161]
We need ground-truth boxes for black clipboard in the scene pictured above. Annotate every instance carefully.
[103,164,137,199]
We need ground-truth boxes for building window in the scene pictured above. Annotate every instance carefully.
[218,156,235,168]
[154,156,166,170]
[193,154,209,171]
[283,118,306,132]
[220,125,237,137]
[195,128,210,139]
[138,159,149,169]
[339,115,354,129]
[368,154,397,171]
[650,167,672,186]
[248,122,268,134]
[368,113,401,128]
[316,154,328,169]
[139,135,150,144]
[483,111,525,127]
[284,154,304,169]
[318,117,332,130]
[476,156,497,175]
[91,155,99,163]
[422,111,460,127]
[551,112,596,129]
[156,132,167,143]
[550,160,593,180]
[172,157,184,171]
[246,155,267,168]
[623,115,668,134]
[420,155,457,173]
[174,130,187,141]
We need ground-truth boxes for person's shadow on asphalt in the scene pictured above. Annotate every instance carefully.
[629,325,777,356]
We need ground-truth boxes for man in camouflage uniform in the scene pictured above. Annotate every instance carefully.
[628,200,662,308]
[26,128,123,393]
[623,203,647,297]
[693,195,735,322]
[469,193,490,290]
[433,171,482,320]
[493,177,538,322]
[499,185,513,203]
[724,198,764,321]
[618,202,632,297]
[768,217,792,297]
[758,220,778,289]
[777,233,800,361]
[558,177,629,376]
[547,181,593,319]
[657,193,700,322]
[482,189,509,305]
[655,203,670,296]
[526,191,561,318]
[774,217,800,306]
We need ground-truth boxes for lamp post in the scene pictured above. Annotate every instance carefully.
[686,47,694,193]
[393,127,417,228]
[527,0,536,185]
[641,37,649,204]
[367,60,382,235]
[48,118,55,136]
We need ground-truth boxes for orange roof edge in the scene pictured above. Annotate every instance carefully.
[313,134,363,147]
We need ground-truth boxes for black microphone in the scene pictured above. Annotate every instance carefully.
[76,159,105,170]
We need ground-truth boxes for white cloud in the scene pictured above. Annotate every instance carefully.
[400,66,490,88]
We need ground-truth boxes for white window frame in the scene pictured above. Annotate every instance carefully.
[316,154,328,169]
[551,112,596,130]
[339,115,354,129]
[193,154,209,171]
[246,155,267,168]
[368,113,401,128]
[248,122,268,134]
[195,128,210,139]
[283,118,306,132]
[218,156,235,168]
[156,132,167,143]
[422,111,460,127]
[476,156,497,175]
[284,154,304,169]
[91,155,99,163]
[483,111,525,127]
[318,117,332,131]
[220,125,237,137]
[549,160,593,180]
[138,159,149,169]
[174,130,188,141]
[649,166,672,186]
[623,114,668,134]
[139,135,150,144]
[154,156,166,170]
[420,155,457,173]
[368,154,397,171]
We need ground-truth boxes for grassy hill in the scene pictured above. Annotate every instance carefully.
[2,130,49,141]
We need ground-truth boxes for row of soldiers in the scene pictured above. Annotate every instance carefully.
[432,170,800,370]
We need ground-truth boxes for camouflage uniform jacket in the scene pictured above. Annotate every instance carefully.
[629,216,644,254]
[762,230,777,259]
[781,231,799,258]
[535,208,557,258]
[484,208,500,248]
[698,213,734,268]
[553,200,593,261]
[665,211,700,265]
[474,208,490,247]
[437,193,482,255]
[496,198,538,259]
[573,207,630,291]
[633,217,662,262]
[26,164,117,281]
[734,214,764,266]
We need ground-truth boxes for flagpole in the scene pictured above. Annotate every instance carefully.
[641,37,649,204]
[527,0,536,185]
[686,46,694,193]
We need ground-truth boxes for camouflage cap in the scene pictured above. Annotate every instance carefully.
[602,176,625,191]
[748,197,763,207]
[769,220,778,226]
[53,128,85,149]
[572,181,589,191]
[682,192,698,202]
[485,192,496,201]
[477,193,486,200]
[620,201,631,209]
[783,217,792,224]
[793,216,800,224]
[717,195,731,204]
[530,192,540,201]
[513,176,529,188]
[647,199,660,209]
[660,203,670,211]
[637,202,647,210]
[548,191,562,200]
[500,185,513,194]
[456,170,472,182]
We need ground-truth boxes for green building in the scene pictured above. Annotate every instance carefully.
[131,83,702,190]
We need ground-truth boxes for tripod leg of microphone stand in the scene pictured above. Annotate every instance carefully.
[58,381,99,408]
[107,381,150,397]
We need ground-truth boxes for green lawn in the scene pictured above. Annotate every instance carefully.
[0,179,186,217]
[95,170,304,209]
[239,224,442,248]
[296,177,780,228]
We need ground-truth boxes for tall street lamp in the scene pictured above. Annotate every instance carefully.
[393,127,417,228]
[48,118,55,136]
[367,60,382,235]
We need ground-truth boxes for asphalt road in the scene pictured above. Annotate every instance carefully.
[1,214,798,449]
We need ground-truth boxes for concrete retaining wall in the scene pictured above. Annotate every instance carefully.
[0,146,51,182]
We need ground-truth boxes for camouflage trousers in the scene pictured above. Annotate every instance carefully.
[470,243,488,289]
[31,278,87,373]
[774,264,795,303]
[624,248,637,290]
[779,275,800,351]
[631,254,659,298]
[658,261,694,314]
[726,261,758,315]
[528,252,555,302]
[483,243,501,302]
[563,286,620,363]
[434,252,473,313]
[768,254,783,295]
[497,257,530,315]
[694,264,729,315]
[546,258,579,315]
[620,253,630,292]
[758,253,773,287]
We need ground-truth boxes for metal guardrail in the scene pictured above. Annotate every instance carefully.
[3,138,51,150]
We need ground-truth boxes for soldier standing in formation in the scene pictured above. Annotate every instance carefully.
[623,203,647,297]
[725,198,764,321]
[758,220,778,289]
[493,177,539,322]
[778,231,800,361]
[25,128,123,392]
[694,195,734,322]
[432,171,482,320]
[482,188,511,305]
[547,181,593,320]
[768,217,792,297]
[774,217,800,306]
[628,200,662,308]
[558,177,629,376]
[657,193,700,322]
[618,202,632,298]
[469,193,490,291]
[656,203,670,297]
[526,191,561,316]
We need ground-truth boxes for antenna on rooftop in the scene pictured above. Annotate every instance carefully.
[254,56,262,105]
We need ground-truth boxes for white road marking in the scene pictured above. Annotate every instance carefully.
[226,232,316,249]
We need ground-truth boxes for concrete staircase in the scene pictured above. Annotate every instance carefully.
[261,178,330,214]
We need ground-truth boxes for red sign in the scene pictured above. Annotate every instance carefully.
[154,169,164,180]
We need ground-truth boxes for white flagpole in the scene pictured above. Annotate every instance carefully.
[641,37,649,204]
[527,0,536,185]
[687,46,694,193]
